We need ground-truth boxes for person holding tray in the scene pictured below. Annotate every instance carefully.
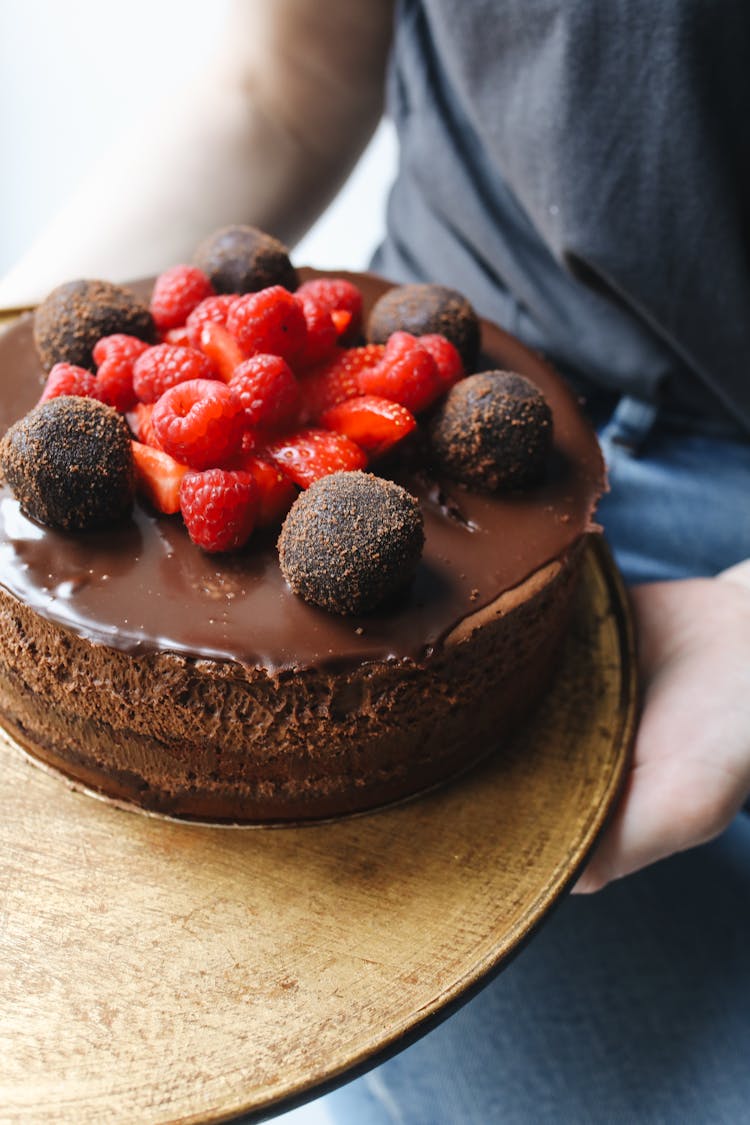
[2,2,749,1122]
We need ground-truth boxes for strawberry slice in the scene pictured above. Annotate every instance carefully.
[358,332,442,414]
[131,441,190,515]
[330,309,353,337]
[126,402,162,449]
[234,451,298,526]
[264,427,367,489]
[298,344,385,420]
[320,395,416,459]
[198,322,246,383]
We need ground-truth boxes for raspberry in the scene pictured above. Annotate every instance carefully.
[149,265,214,332]
[186,294,236,349]
[238,429,259,456]
[229,355,300,432]
[94,359,137,412]
[151,379,245,469]
[39,363,98,403]
[295,292,338,368]
[358,332,442,414]
[226,285,307,361]
[264,427,367,489]
[92,334,150,367]
[179,468,258,552]
[418,333,465,392]
[295,277,363,340]
[132,344,216,404]
[92,334,151,411]
[298,344,385,420]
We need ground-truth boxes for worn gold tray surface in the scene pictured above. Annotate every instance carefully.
[0,534,635,1124]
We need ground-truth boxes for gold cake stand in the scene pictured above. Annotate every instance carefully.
[0,537,636,1124]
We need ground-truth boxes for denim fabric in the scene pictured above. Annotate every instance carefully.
[593,396,750,583]
[278,398,750,1125]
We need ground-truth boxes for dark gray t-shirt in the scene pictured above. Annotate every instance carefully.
[373,0,750,434]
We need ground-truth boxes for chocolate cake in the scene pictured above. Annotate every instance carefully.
[0,272,605,823]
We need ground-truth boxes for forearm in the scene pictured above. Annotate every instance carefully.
[0,0,394,305]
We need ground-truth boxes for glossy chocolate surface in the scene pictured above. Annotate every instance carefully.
[0,273,604,672]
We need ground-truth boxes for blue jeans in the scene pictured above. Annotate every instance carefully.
[279,397,750,1125]
[593,396,750,582]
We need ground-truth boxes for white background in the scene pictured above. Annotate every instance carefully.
[0,0,397,286]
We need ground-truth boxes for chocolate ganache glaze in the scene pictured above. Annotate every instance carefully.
[0,271,605,822]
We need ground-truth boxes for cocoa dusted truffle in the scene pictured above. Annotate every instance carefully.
[0,396,135,530]
[368,283,481,371]
[34,279,156,373]
[430,371,553,491]
[278,471,424,615]
[193,225,299,295]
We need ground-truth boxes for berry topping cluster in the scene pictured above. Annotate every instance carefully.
[9,228,554,612]
[31,265,470,556]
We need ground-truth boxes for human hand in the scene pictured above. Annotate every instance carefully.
[573,559,750,893]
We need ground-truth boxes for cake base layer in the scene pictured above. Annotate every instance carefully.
[0,545,582,822]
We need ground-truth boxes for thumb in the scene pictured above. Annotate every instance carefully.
[572,755,740,893]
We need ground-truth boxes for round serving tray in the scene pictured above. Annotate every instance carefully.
[0,535,636,1124]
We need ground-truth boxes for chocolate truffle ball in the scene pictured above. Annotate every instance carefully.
[278,471,424,615]
[429,371,553,491]
[0,396,135,530]
[367,283,481,371]
[193,225,299,294]
[34,279,156,373]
